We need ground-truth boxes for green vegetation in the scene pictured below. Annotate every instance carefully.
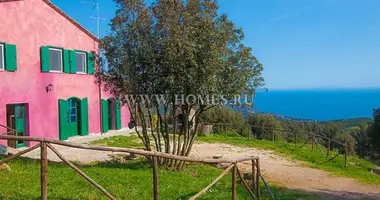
[198,135,380,185]
[0,157,317,200]
[202,105,380,165]
[200,106,250,137]
[328,117,372,128]
[99,0,265,168]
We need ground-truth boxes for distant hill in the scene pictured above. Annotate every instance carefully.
[323,117,373,127]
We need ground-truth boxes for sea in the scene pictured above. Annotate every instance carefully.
[253,88,380,121]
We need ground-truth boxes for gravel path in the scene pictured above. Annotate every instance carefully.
[190,143,380,200]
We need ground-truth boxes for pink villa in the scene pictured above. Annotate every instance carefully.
[0,0,130,148]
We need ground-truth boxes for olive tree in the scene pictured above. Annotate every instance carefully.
[99,0,264,168]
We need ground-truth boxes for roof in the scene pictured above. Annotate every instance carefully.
[0,0,99,42]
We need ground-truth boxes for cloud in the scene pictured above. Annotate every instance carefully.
[268,6,312,24]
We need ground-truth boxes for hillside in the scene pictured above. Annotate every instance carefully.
[326,117,373,127]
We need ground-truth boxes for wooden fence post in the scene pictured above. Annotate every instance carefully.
[251,159,256,194]
[327,139,331,157]
[312,135,315,153]
[232,163,237,200]
[40,142,48,200]
[294,132,297,147]
[256,159,261,200]
[153,156,159,200]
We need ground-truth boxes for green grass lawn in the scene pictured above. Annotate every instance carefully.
[198,135,380,185]
[0,157,317,200]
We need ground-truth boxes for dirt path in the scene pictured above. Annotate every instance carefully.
[190,143,380,200]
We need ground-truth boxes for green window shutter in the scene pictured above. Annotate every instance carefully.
[115,99,122,130]
[87,52,95,75]
[69,50,77,74]
[5,44,17,71]
[101,99,109,133]
[58,99,68,140]
[80,98,89,136]
[40,46,50,72]
[63,49,70,73]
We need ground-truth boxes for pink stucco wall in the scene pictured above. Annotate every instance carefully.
[0,0,130,146]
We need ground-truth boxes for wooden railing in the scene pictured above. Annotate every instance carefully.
[0,133,271,200]
[211,123,349,167]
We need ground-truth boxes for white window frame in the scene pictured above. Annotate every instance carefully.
[49,48,63,73]
[0,44,4,71]
[75,51,87,74]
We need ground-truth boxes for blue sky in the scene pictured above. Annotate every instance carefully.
[52,0,380,89]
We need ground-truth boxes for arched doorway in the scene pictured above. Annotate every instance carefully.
[59,97,89,140]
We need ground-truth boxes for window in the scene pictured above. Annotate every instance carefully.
[0,44,4,70]
[67,99,77,123]
[49,48,63,72]
[76,52,87,73]
[41,46,94,74]
[16,105,24,119]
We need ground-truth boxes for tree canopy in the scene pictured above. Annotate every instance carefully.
[99,0,264,168]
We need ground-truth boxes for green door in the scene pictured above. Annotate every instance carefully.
[115,99,121,130]
[67,98,79,137]
[59,99,68,140]
[101,99,109,133]
[59,98,88,140]
[15,104,26,148]
[107,99,113,130]
[80,98,89,136]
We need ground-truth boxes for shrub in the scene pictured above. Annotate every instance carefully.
[246,114,284,140]
[200,106,246,136]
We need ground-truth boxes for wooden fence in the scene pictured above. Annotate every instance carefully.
[212,123,349,167]
[0,133,271,200]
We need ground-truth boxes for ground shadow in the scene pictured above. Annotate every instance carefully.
[305,188,380,200]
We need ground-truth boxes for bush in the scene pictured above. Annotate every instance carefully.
[200,106,246,136]
[246,113,284,140]
[336,131,357,156]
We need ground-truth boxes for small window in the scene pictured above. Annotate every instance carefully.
[76,52,87,73]
[16,106,24,119]
[0,44,4,70]
[67,99,77,123]
[49,48,63,72]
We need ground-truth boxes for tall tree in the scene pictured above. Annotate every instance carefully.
[368,109,380,156]
[99,0,264,168]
